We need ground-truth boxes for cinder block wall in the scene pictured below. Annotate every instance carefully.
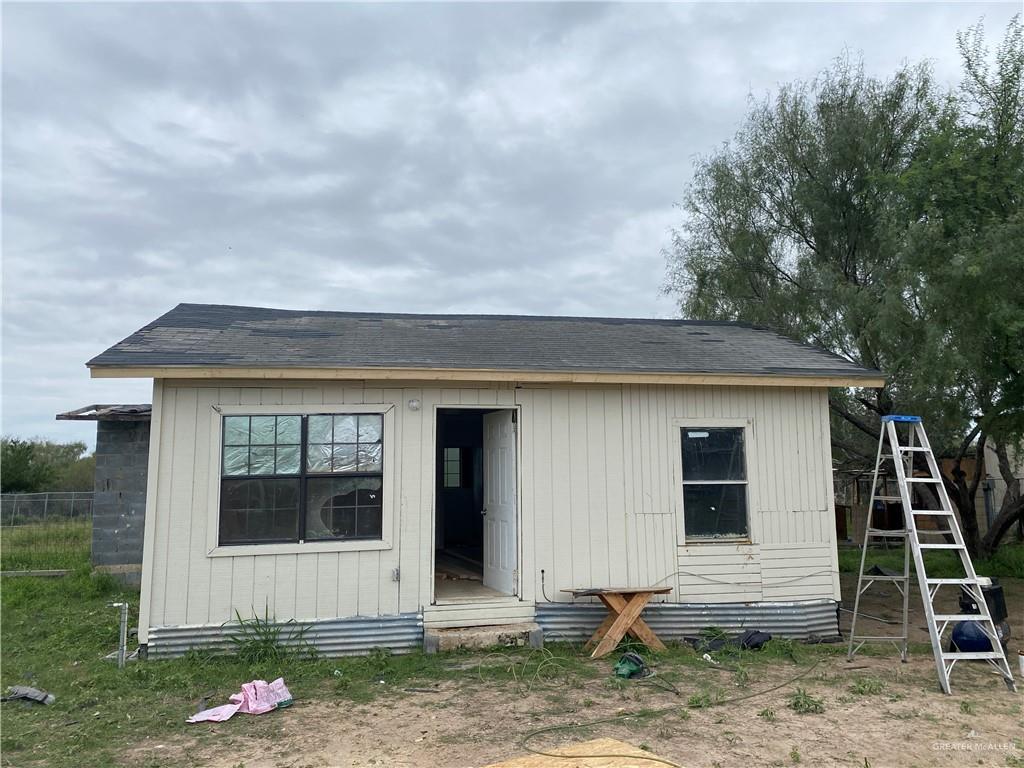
[92,420,150,585]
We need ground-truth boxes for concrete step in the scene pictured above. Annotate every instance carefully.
[424,622,543,653]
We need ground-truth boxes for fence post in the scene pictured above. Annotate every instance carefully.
[11,495,17,526]
[43,493,49,524]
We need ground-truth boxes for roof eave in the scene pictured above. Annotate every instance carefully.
[87,364,885,389]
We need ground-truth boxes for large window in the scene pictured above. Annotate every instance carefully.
[220,413,384,545]
[680,427,749,539]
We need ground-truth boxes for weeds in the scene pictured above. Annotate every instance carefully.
[959,700,974,715]
[758,707,777,722]
[226,607,312,664]
[788,687,825,714]
[790,746,801,764]
[848,677,885,696]
[687,691,714,709]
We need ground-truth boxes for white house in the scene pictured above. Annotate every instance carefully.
[88,304,884,657]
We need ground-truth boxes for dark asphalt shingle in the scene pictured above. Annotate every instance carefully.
[87,303,881,380]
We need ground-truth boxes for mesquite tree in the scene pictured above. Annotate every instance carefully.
[665,16,1023,556]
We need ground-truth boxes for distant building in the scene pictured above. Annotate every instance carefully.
[56,404,151,584]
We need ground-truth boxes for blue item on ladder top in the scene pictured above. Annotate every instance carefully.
[881,415,922,423]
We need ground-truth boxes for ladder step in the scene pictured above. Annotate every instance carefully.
[918,543,965,550]
[926,578,979,585]
[916,529,956,535]
[905,478,943,484]
[863,575,909,582]
[912,509,954,515]
[852,636,906,642]
[933,614,989,622]
[941,651,1006,660]
[867,528,907,538]
[897,446,931,452]
[873,496,903,502]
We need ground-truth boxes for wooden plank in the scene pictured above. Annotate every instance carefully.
[92,365,885,389]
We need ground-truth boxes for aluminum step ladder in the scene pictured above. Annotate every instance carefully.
[846,415,1016,694]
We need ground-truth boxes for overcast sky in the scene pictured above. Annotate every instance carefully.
[2,2,1019,448]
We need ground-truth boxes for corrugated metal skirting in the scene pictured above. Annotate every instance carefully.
[537,599,839,642]
[146,613,423,659]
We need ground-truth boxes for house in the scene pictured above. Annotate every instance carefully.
[88,303,884,657]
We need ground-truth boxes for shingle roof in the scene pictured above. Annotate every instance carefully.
[87,303,880,380]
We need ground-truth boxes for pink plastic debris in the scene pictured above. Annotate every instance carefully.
[187,678,293,723]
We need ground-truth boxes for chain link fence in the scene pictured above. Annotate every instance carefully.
[1,492,94,571]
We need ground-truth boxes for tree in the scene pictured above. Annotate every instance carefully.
[1,437,94,493]
[664,16,1024,556]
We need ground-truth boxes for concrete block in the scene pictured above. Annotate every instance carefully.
[424,622,543,653]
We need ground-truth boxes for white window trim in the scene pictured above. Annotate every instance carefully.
[671,416,756,544]
[205,403,396,557]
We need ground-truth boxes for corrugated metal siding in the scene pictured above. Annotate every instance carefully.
[147,613,423,658]
[536,599,839,642]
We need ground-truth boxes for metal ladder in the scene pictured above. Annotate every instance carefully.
[846,415,1016,694]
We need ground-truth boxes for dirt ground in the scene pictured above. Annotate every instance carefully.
[127,575,1023,768]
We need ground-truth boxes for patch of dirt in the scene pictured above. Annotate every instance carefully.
[126,655,1020,767]
[124,575,1022,767]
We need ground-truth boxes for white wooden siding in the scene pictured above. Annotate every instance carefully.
[140,381,839,640]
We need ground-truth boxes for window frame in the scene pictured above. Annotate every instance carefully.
[206,403,395,557]
[672,417,755,544]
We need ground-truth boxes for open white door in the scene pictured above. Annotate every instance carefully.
[482,410,517,595]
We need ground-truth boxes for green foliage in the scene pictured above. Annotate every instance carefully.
[787,687,825,714]
[227,608,313,665]
[758,707,777,722]
[686,690,714,708]
[848,677,886,696]
[665,14,1024,555]
[959,699,974,715]
[1,437,94,493]
[836,544,1024,578]
[0,520,92,571]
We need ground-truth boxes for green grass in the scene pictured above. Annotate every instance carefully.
[0,570,595,767]
[837,543,1024,579]
[1,521,92,571]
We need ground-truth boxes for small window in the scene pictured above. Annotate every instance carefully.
[681,427,749,539]
[219,413,384,546]
[443,447,462,488]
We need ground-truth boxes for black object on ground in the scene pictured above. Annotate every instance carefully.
[2,686,55,705]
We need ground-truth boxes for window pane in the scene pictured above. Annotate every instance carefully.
[681,428,746,481]
[358,414,383,443]
[219,478,299,544]
[307,443,332,473]
[332,444,358,473]
[224,416,250,446]
[444,447,459,461]
[308,415,333,444]
[276,416,300,444]
[334,415,358,443]
[249,445,276,475]
[250,416,277,445]
[357,442,383,472]
[683,484,748,538]
[305,477,382,541]
[223,445,249,476]
[275,444,300,475]
[357,506,383,537]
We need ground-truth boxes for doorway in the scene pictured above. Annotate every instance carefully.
[434,407,518,602]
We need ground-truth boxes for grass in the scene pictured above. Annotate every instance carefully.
[0,570,597,767]
[836,543,1024,579]
[1,521,92,571]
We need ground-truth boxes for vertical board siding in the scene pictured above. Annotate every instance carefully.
[144,381,839,632]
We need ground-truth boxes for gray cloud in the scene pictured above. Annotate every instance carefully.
[3,2,1018,446]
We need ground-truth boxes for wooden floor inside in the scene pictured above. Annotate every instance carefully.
[434,549,510,601]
